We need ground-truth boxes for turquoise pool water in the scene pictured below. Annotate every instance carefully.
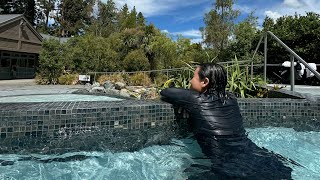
[0,127,319,179]
[0,94,123,103]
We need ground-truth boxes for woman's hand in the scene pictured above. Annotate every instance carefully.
[178,107,189,119]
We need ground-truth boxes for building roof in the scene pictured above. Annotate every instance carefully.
[40,33,70,43]
[0,14,22,24]
[0,14,43,42]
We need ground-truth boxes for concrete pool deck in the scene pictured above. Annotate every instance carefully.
[1,80,320,97]
[0,79,85,97]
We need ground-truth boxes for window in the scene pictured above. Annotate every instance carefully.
[0,59,10,67]
[27,59,34,67]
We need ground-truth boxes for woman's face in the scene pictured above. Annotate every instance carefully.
[190,67,208,93]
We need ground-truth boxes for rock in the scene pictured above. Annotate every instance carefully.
[103,81,114,89]
[85,83,91,91]
[115,82,126,90]
[141,88,159,99]
[120,89,130,97]
[105,89,120,95]
[92,82,100,87]
[126,86,143,91]
[134,88,146,93]
[90,86,106,93]
[130,93,141,99]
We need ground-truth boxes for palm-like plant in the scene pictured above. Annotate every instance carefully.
[226,56,265,98]
[160,56,266,98]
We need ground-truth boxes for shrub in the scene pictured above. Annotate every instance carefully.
[38,39,65,84]
[154,74,169,86]
[123,50,150,71]
[127,72,152,86]
[58,74,79,85]
[97,74,125,84]
[35,74,50,85]
[226,56,265,98]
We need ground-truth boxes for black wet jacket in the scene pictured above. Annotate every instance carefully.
[161,88,293,179]
[160,88,245,138]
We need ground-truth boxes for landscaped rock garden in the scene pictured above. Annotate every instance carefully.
[76,81,159,100]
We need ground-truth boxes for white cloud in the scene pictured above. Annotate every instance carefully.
[161,29,169,34]
[234,4,253,14]
[283,0,304,8]
[265,10,282,20]
[162,29,203,43]
[103,0,210,17]
[171,29,202,38]
[190,38,203,44]
[263,0,320,21]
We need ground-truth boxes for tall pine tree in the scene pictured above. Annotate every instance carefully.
[200,0,239,53]
[0,0,36,25]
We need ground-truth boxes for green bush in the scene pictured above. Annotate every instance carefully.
[226,56,265,98]
[38,39,65,84]
[123,49,150,71]
[97,74,125,84]
[154,74,169,87]
[58,74,79,85]
[128,72,152,86]
[35,74,50,85]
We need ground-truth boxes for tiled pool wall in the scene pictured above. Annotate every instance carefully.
[0,100,176,154]
[238,98,320,131]
[0,98,319,154]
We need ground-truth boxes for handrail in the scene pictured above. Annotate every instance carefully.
[259,31,320,91]
[266,31,320,80]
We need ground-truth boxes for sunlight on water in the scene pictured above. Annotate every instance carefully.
[0,127,319,180]
[247,127,320,180]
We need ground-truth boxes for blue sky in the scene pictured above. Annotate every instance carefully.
[104,0,320,43]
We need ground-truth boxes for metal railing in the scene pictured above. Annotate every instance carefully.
[253,31,320,91]
[86,68,191,84]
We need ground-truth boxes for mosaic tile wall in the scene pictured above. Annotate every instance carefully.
[0,100,176,154]
[238,98,320,131]
[0,97,319,153]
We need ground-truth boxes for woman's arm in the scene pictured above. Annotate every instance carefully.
[160,88,197,108]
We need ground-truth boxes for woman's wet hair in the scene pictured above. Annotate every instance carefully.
[198,63,227,98]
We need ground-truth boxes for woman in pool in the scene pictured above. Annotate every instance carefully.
[160,63,293,179]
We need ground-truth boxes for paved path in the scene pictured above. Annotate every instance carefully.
[268,84,320,96]
[1,80,319,97]
[0,79,85,97]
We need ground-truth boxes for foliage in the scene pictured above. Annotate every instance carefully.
[255,84,286,98]
[226,56,265,98]
[38,39,65,84]
[228,12,262,63]
[148,34,178,69]
[58,74,79,85]
[161,69,192,90]
[159,56,266,98]
[123,49,150,71]
[0,0,36,25]
[57,0,94,36]
[35,0,56,32]
[154,74,169,87]
[64,35,119,72]
[35,74,50,85]
[97,74,125,85]
[200,0,239,53]
[127,72,152,86]
[261,12,320,64]
[88,0,118,37]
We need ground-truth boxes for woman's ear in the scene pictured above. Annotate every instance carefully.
[201,78,209,87]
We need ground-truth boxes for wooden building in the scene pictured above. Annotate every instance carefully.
[0,14,43,80]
